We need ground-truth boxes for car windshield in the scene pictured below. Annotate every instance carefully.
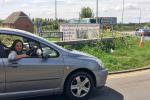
[90,19,96,23]
[69,20,87,23]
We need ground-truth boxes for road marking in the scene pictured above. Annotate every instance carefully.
[108,69,150,79]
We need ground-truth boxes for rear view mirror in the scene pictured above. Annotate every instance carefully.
[42,52,49,58]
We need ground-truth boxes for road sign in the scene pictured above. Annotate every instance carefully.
[106,25,110,27]
[99,17,117,25]
[40,32,63,38]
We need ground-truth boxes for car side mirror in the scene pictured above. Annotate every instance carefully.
[42,52,49,58]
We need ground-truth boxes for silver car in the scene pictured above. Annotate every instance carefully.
[135,28,150,36]
[0,28,108,100]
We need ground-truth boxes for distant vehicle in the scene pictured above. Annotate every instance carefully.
[69,18,96,23]
[144,26,150,31]
[69,19,88,23]
[136,27,143,31]
[135,28,150,36]
[82,18,96,23]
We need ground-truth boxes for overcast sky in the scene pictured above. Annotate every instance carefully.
[0,0,150,23]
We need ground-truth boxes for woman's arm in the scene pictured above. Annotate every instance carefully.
[8,51,29,60]
[13,54,29,60]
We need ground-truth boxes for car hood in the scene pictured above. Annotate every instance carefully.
[68,50,98,59]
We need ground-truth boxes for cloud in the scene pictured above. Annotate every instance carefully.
[104,2,139,12]
[40,5,49,8]
[146,8,150,11]
[0,0,12,2]
[124,3,138,10]
[29,0,42,3]
[33,5,37,8]
[102,8,108,12]
[21,4,30,8]
[113,5,122,11]
[67,1,77,5]
[72,10,80,13]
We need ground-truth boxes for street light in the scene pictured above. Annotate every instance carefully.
[122,0,124,27]
[96,0,98,23]
[55,0,57,21]
[139,8,141,27]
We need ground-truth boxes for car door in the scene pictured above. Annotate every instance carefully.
[0,40,6,93]
[1,35,65,92]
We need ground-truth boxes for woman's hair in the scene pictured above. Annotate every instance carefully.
[9,39,23,52]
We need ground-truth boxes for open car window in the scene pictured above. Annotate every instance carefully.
[0,34,24,48]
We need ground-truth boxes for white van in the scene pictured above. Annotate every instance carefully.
[82,18,96,23]
[69,18,96,23]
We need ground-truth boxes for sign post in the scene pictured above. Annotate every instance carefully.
[99,17,117,37]
[40,32,63,41]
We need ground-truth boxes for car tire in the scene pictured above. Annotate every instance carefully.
[65,71,94,100]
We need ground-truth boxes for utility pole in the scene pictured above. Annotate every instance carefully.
[122,0,124,27]
[79,12,80,23]
[55,0,57,22]
[139,8,141,27]
[96,0,98,23]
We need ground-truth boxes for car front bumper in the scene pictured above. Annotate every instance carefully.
[93,68,108,90]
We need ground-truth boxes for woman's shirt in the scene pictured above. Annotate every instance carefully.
[8,51,25,60]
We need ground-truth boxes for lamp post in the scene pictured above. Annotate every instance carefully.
[96,0,98,23]
[55,0,57,22]
[122,0,124,27]
[139,8,141,27]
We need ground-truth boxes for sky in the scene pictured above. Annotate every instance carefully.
[0,0,150,23]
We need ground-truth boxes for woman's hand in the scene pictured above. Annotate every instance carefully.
[21,54,30,58]
[33,46,37,49]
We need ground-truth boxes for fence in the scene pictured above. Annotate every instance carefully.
[52,37,125,46]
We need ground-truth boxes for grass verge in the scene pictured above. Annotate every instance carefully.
[64,36,150,72]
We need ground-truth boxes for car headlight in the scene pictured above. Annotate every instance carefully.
[96,60,105,68]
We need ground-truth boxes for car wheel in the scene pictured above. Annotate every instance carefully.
[65,72,94,100]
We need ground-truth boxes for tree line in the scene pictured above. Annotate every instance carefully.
[32,18,68,30]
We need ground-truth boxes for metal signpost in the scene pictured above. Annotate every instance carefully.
[40,32,63,41]
[99,17,117,38]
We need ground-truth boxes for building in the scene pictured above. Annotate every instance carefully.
[2,11,34,33]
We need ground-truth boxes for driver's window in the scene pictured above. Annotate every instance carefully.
[40,43,58,57]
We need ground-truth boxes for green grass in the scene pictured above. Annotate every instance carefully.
[64,36,150,72]
[102,30,129,38]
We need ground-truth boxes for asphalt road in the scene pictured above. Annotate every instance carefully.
[13,69,150,100]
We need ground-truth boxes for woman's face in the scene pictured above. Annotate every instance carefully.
[15,42,22,52]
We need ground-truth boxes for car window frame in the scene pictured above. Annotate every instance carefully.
[0,40,7,58]
[0,33,60,58]
[0,34,43,58]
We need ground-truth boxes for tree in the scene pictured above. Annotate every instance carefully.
[40,20,48,26]
[135,23,143,27]
[0,19,3,24]
[145,22,150,27]
[34,18,42,25]
[80,7,94,19]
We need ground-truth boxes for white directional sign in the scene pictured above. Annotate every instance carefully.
[99,17,117,25]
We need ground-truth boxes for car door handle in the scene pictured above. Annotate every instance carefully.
[8,63,21,67]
